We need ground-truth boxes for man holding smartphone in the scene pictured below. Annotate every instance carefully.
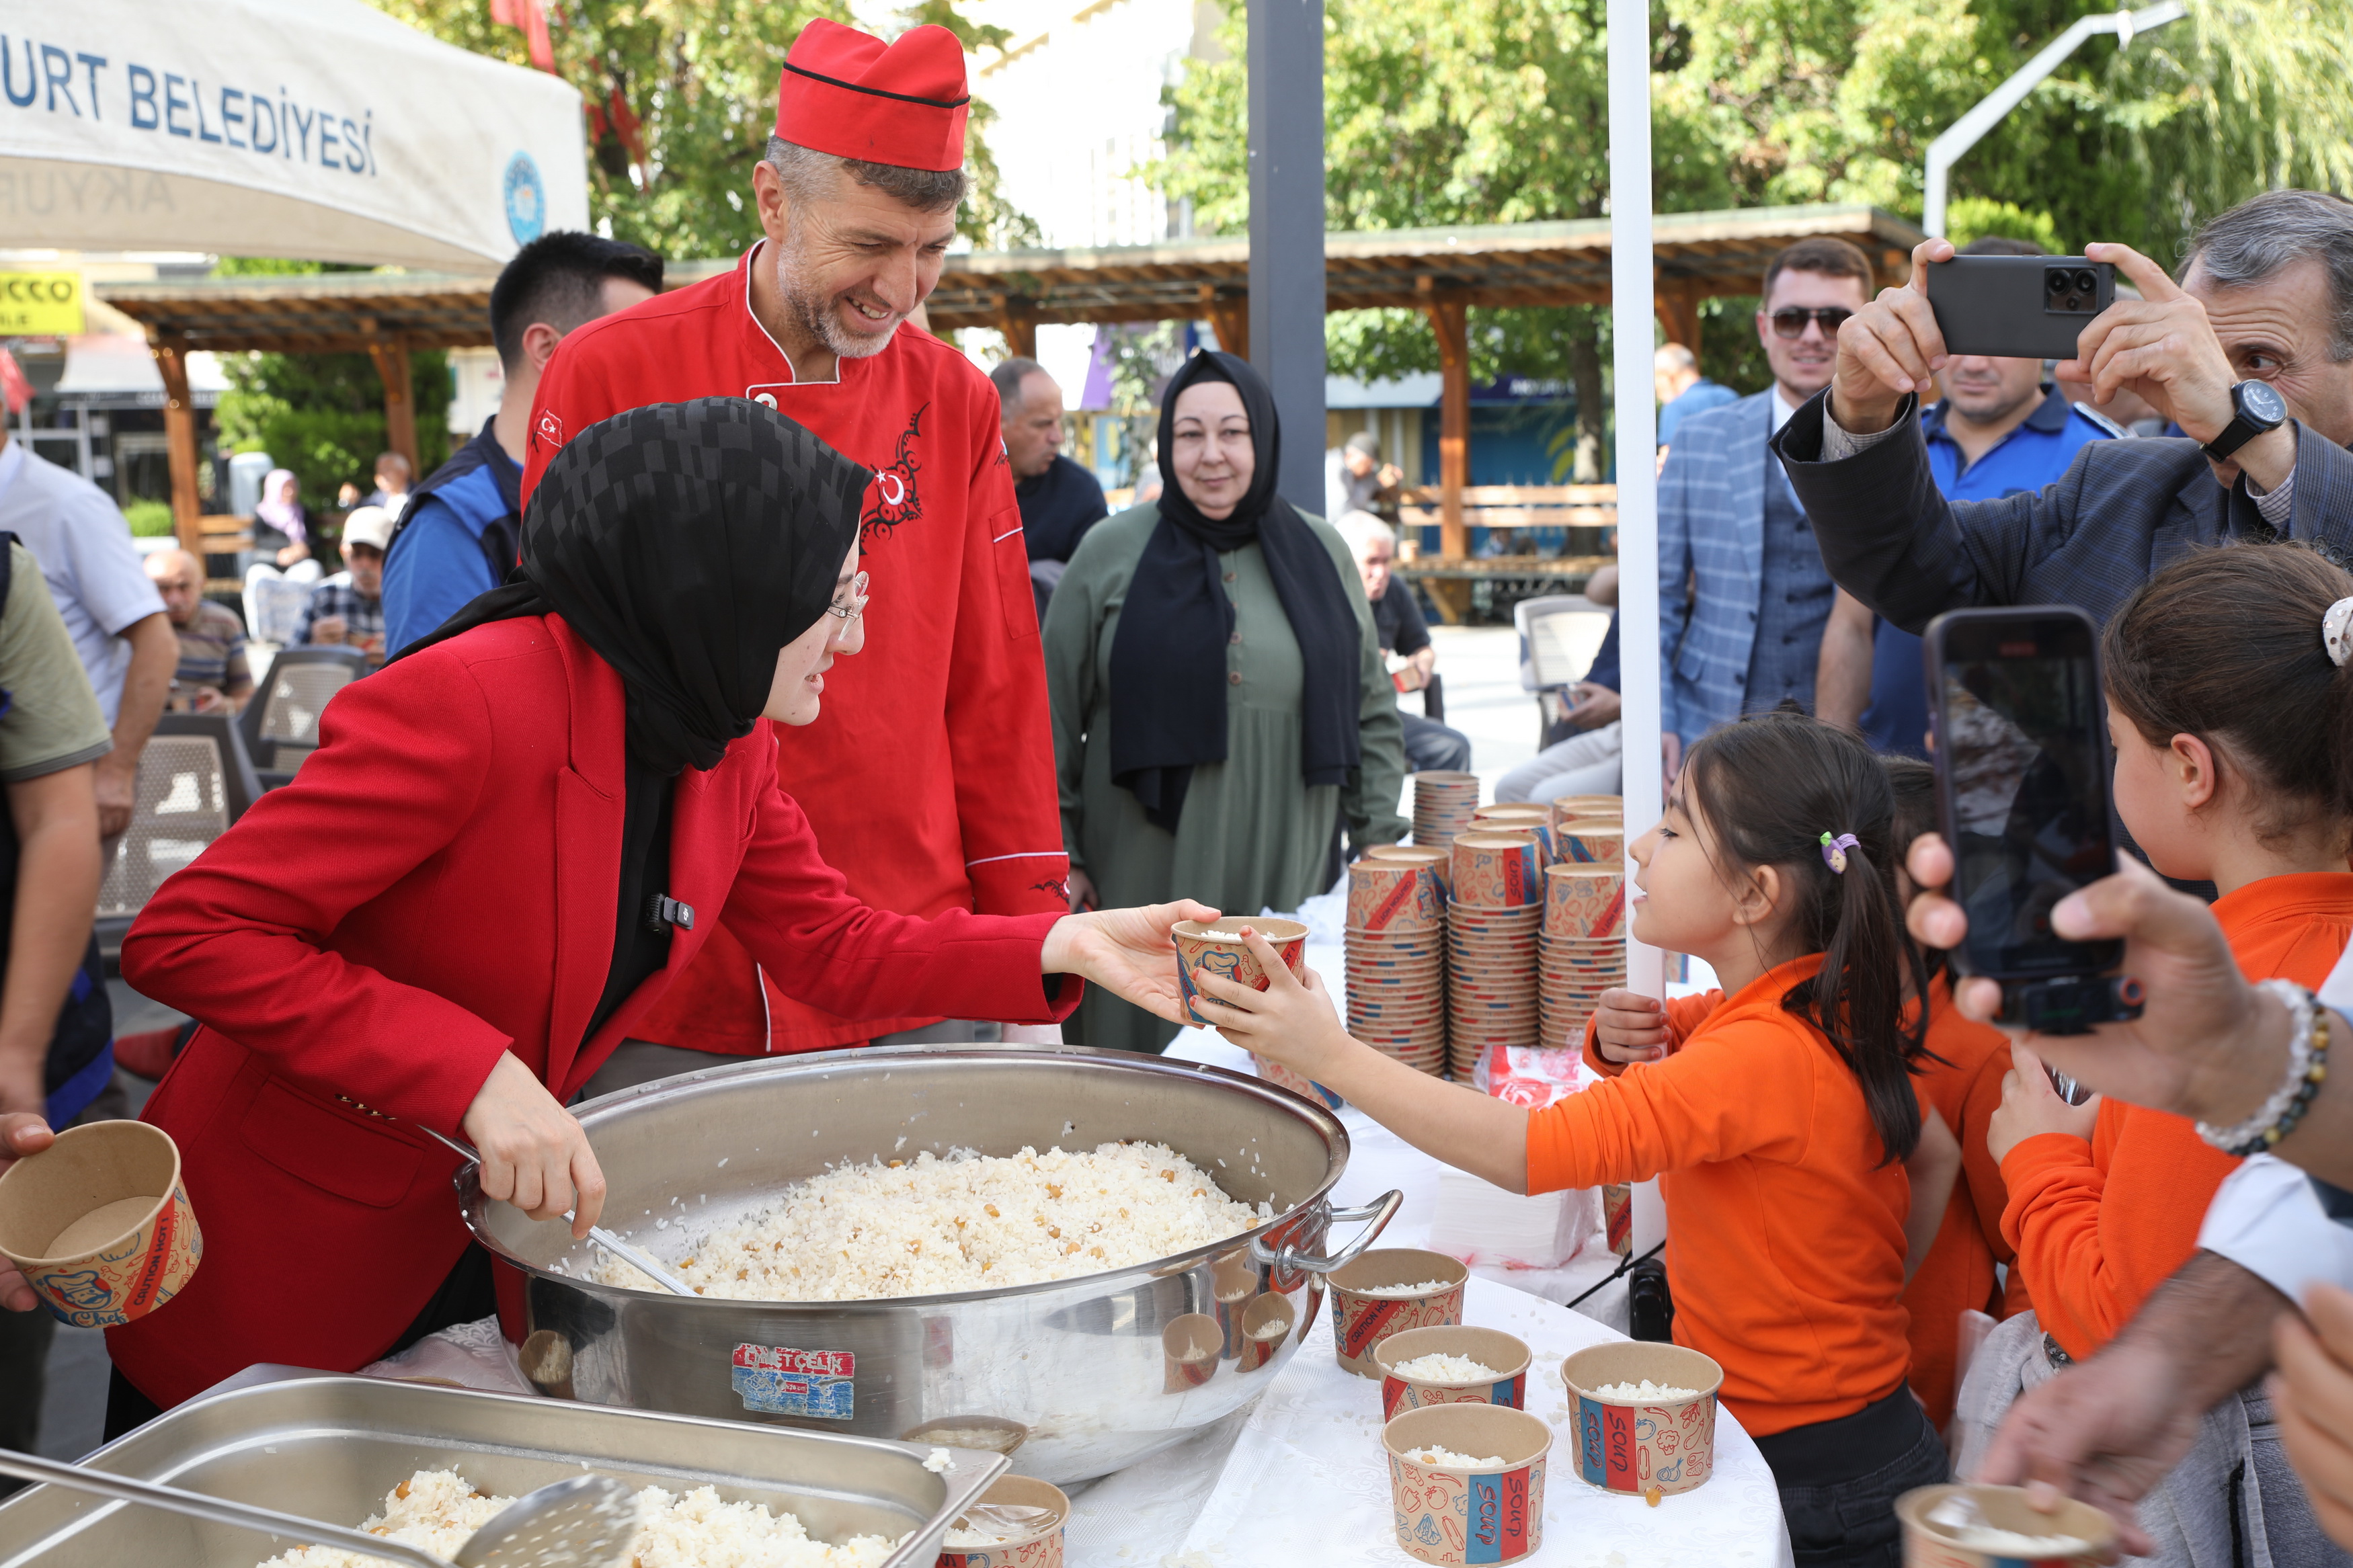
[1814,237,2121,757]
[1773,189,2353,637]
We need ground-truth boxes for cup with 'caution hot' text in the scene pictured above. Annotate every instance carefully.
[0,1120,202,1328]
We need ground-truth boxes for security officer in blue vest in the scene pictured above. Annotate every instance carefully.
[381,233,662,654]
[1814,237,2122,757]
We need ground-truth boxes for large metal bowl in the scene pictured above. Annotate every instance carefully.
[460,1046,1399,1484]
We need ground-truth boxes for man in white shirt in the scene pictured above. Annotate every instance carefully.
[0,430,175,840]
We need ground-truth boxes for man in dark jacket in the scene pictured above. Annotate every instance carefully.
[992,356,1107,622]
[1773,190,2353,634]
[381,232,662,653]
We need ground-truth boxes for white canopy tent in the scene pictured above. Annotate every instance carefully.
[0,0,587,268]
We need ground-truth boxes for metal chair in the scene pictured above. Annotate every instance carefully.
[239,646,368,784]
[1513,594,1612,749]
[94,714,264,952]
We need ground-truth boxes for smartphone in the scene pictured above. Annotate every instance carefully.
[1925,255,2116,360]
[1922,606,2140,1043]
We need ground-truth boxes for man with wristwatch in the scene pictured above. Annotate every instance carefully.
[1771,188,2353,639]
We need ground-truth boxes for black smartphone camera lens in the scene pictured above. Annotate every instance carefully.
[2046,270,2071,295]
[2075,269,2099,294]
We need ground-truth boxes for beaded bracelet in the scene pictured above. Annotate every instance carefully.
[2196,980,2331,1157]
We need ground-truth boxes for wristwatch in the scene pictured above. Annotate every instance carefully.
[2203,379,2288,463]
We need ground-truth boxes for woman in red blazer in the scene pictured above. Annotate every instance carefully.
[91,401,1207,1421]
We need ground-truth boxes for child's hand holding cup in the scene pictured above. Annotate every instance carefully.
[1593,989,1669,1064]
[1189,925,1351,1077]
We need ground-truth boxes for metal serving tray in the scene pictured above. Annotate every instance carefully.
[0,1368,1006,1568]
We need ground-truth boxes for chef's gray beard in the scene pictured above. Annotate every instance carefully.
[772,233,900,361]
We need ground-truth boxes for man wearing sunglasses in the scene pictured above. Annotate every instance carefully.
[1657,236,1875,782]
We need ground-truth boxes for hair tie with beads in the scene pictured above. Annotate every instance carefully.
[2325,597,2353,668]
[1820,832,1859,874]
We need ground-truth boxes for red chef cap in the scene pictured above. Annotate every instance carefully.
[774,19,969,174]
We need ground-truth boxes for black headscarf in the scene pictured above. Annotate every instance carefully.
[397,398,873,776]
[1105,351,1362,832]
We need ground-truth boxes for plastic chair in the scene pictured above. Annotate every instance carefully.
[94,716,264,949]
[240,646,368,782]
[243,565,317,648]
[1513,595,1611,748]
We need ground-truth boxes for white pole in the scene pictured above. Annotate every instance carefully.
[1923,1,2187,237]
[1607,0,1671,1263]
[1607,0,1663,1005]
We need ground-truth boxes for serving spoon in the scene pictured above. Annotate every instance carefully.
[0,1448,635,1568]
[411,1124,694,1296]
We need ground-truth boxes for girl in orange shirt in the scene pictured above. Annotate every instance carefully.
[1201,711,1948,1568]
[1991,544,2353,1363]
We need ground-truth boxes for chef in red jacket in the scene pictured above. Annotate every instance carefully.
[95,401,1206,1429]
[523,19,1064,1071]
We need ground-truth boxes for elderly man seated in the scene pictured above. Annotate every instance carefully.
[1339,511,1472,773]
[143,548,251,714]
[292,506,391,663]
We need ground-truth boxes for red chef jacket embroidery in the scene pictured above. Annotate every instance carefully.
[522,242,1068,1053]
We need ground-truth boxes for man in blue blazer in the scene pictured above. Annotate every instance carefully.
[1659,236,1876,779]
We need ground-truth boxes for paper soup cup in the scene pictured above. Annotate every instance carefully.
[1450,834,1544,909]
[1375,1326,1533,1419]
[1349,859,1446,934]
[1896,1484,2118,1568]
[1556,826,1626,866]
[0,1120,201,1328]
[1328,1248,1469,1377]
[936,1474,1070,1568]
[1383,1405,1551,1567]
[1543,866,1626,939]
[1172,917,1308,1025]
[1560,1342,1723,1497]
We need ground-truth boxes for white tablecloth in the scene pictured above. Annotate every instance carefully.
[1056,981,1790,1568]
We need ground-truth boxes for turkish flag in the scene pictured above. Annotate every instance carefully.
[489,0,555,71]
[0,348,30,415]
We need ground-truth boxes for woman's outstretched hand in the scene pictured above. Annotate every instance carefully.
[461,1051,606,1240]
[1043,900,1220,1024]
[1902,833,2277,1128]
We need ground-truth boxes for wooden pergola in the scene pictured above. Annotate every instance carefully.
[98,202,1921,561]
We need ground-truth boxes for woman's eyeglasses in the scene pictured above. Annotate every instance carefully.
[1769,306,1853,339]
[824,571,870,623]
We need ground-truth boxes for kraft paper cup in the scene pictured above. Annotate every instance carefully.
[1368,843,1453,896]
[1472,805,1555,860]
[1556,825,1626,866]
[1450,834,1544,909]
[1560,1342,1723,1497]
[1543,866,1626,939]
[1328,1248,1470,1378]
[1896,1483,2117,1568]
[1349,858,1446,934]
[936,1474,1070,1568]
[1173,917,1308,1025]
[1375,1326,1533,1419]
[1384,1405,1552,1567]
[0,1120,201,1328]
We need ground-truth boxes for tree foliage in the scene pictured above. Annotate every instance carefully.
[1161,0,2353,413]
[364,0,1037,259]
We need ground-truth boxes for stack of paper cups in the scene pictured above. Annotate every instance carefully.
[1470,802,1556,863]
[1410,771,1482,850]
[1347,853,1448,1076]
[1540,865,1627,1048]
[1447,832,1544,1079]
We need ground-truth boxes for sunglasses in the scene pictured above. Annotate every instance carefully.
[1769,306,1852,339]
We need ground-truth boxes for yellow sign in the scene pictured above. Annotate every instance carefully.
[0,273,85,338]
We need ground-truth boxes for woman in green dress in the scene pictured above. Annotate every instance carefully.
[1043,350,1410,1052]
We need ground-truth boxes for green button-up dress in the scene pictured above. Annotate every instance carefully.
[1042,502,1410,1053]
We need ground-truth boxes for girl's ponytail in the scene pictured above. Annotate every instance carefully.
[1684,713,1926,1164]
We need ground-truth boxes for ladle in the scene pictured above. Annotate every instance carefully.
[0,1448,635,1567]
[411,1124,693,1296]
